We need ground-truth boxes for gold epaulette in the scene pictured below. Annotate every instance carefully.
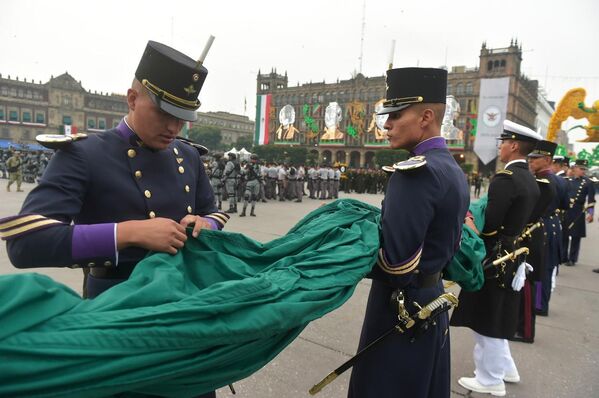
[536,178,550,184]
[391,155,427,171]
[381,165,395,174]
[36,133,88,150]
[496,170,513,176]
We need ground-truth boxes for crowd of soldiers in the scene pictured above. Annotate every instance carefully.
[1,148,52,191]
[205,153,395,217]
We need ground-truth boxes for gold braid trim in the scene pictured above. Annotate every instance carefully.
[142,79,200,110]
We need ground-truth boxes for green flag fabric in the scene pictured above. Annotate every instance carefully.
[442,196,487,291]
[0,199,380,398]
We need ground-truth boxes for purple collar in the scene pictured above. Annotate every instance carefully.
[116,119,141,147]
[411,136,447,156]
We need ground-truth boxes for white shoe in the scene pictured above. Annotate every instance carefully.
[458,377,506,396]
[504,372,520,383]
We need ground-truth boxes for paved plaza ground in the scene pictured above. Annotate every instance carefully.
[1,182,598,397]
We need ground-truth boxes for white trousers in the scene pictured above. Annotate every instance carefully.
[472,331,519,386]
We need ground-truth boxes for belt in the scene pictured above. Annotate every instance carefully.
[90,262,136,279]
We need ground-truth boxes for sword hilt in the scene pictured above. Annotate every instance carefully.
[309,372,338,395]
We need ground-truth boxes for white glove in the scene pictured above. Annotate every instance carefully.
[512,262,533,292]
[551,266,557,292]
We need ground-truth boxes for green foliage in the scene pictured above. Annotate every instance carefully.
[253,145,308,165]
[235,135,254,151]
[373,149,409,167]
[188,126,222,151]
[306,152,319,167]
[460,163,474,174]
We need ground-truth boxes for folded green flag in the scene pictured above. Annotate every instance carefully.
[0,199,380,398]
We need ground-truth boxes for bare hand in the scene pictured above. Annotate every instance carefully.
[117,218,187,254]
[587,214,594,223]
[464,217,480,235]
[180,215,213,238]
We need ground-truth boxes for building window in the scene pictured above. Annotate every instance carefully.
[447,83,453,95]
[87,118,96,129]
[0,86,7,96]
[9,110,18,121]
[17,89,24,97]
[500,59,506,67]
[98,118,106,129]
[22,111,32,123]
[487,61,493,71]
[493,60,499,68]
[456,83,464,95]
[0,107,4,120]
[465,82,473,95]
[63,115,72,125]
[35,112,45,124]
[25,90,33,99]
[10,88,16,96]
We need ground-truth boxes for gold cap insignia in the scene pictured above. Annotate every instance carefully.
[184,84,196,95]
[192,73,200,82]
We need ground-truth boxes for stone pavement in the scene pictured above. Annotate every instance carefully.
[1,181,597,397]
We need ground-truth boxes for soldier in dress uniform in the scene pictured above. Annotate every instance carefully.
[348,68,469,398]
[451,120,541,396]
[563,159,596,266]
[509,140,556,343]
[530,145,570,317]
[1,41,228,398]
[552,156,571,267]
[239,154,261,217]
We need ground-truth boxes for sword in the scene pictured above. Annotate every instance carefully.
[308,293,459,395]
[568,203,593,230]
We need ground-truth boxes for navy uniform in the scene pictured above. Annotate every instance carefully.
[452,121,541,395]
[349,68,470,398]
[563,159,596,265]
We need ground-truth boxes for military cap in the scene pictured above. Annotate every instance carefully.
[378,67,447,115]
[529,140,557,158]
[498,120,542,142]
[135,41,208,122]
[574,158,589,168]
[552,155,565,164]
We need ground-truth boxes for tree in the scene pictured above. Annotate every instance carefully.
[373,149,409,168]
[235,135,254,151]
[188,126,222,151]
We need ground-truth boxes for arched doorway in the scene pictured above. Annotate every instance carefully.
[350,151,361,168]
[364,151,375,169]
[335,150,346,163]
[321,150,332,165]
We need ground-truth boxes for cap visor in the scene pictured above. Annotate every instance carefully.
[377,103,411,115]
[149,92,198,122]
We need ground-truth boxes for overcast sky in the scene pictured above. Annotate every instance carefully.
[2,0,598,149]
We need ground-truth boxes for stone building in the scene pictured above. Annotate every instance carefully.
[0,72,253,150]
[257,41,543,170]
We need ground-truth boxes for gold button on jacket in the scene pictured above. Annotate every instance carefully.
[127,149,136,158]
[178,166,185,174]
[144,190,152,198]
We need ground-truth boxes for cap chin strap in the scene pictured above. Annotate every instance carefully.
[142,79,200,110]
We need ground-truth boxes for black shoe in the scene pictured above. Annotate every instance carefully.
[262,200,267,203]
[250,212,256,217]
[536,309,548,316]
[294,199,301,203]
[225,209,236,214]
[564,261,574,267]
[239,212,246,217]
[593,269,599,273]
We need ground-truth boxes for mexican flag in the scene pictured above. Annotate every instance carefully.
[255,94,271,145]
[181,121,192,138]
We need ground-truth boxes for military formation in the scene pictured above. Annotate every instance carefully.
[206,156,390,217]
[1,149,52,191]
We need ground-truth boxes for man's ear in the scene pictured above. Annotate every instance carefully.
[126,88,138,111]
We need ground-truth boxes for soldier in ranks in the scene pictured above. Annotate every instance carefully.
[223,153,239,213]
[552,156,571,267]
[239,154,261,217]
[332,165,341,199]
[0,43,228,397]
[306,165,315,198]
[318,163,329,199]
[209,152,224,210]
[267,162,278,199]
[529,148,570,316]
[348,68,469,398]
[258,161,268,203]
[295,164,305,202]
[563,159,596,266]
[452,120,541,396]
[276,163,287,201]
[509,140,557,343]
[313,164,322,198]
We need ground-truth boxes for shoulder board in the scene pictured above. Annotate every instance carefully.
[392,155,427,171]
[496,170,513,176]
[536,178,550,184]
[381,165,395,174]
[590,176,599,183]
[36,133,88,150]
[176,137,208,156]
